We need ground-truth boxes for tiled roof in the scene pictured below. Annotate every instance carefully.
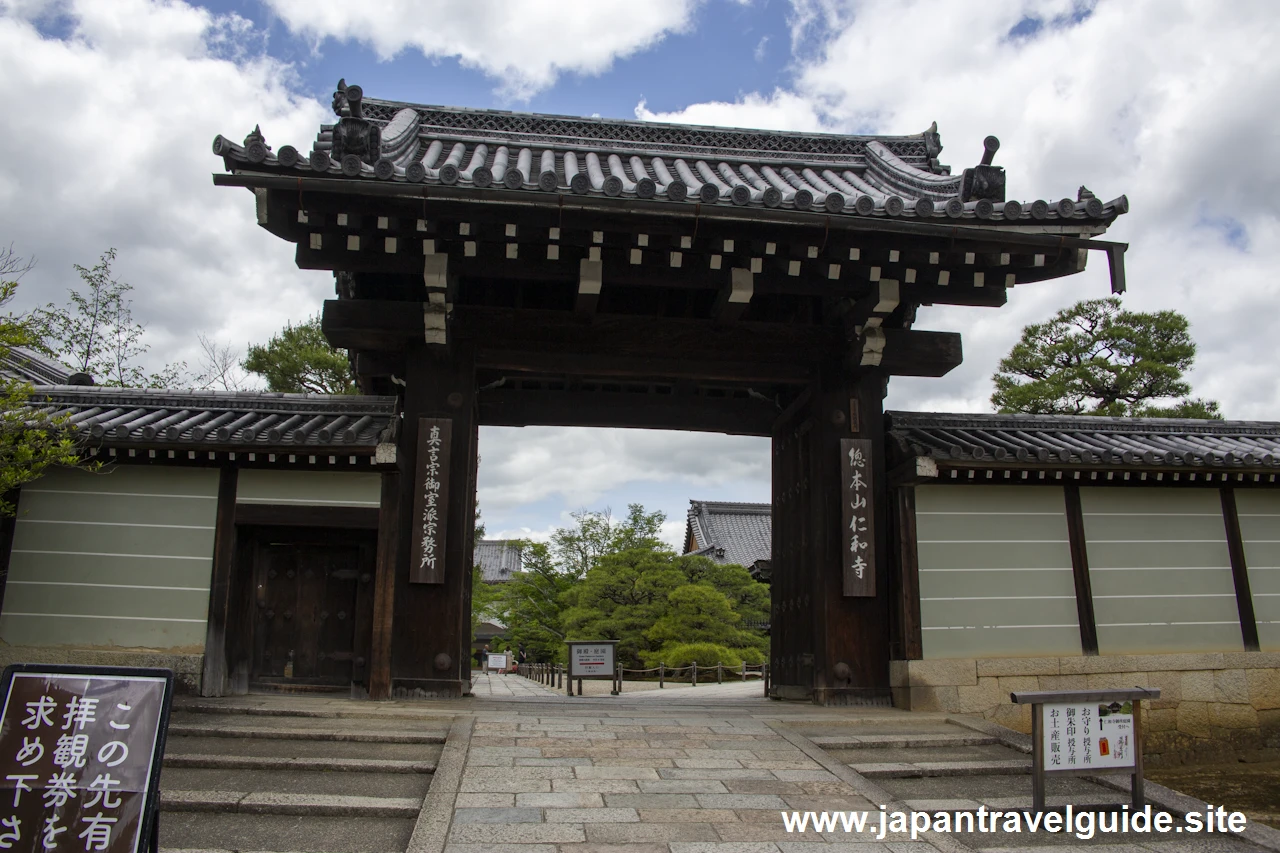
[2,348,70,386]
[474,540,522,583]
[213,82,1127,226]
[888,411,1280,471]
[26,386,395,450]
[685,500,772,568]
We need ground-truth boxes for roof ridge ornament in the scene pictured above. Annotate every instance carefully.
[243,125,271,164]
[960,135,1005,203]
[330,79,382,174]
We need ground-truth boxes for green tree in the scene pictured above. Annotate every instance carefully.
[242,314,356,395]
[498,541,576,662]
[0,246,90,514]
[992,297,1221,418]
[31,249,184,388]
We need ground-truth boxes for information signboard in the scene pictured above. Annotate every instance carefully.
[0,664,174,853]
[567,643,615,678]
[485,653,509,672]
[1042,700,1135,770]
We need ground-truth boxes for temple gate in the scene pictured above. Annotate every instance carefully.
[213,82,1128,703]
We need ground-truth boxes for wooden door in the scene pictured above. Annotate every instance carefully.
[250,537,369,686]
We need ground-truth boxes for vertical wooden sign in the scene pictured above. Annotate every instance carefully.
[840,438,875,596]
[410,418,451,584]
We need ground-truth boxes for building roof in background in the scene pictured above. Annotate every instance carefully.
[26,385,395,452]
[475,539,522,583]
[685,500,771,569]
[214,83,1126,226]
[2,348,70,386]
[887,411,1280,472]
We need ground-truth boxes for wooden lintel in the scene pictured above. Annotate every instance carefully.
[234,502,379,529]
[479,389,777,435]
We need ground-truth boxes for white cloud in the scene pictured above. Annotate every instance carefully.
[262,0,700,100]
[0,0,331,377]
[477,427,769,512]
[638,0,1280,420]
[635,90,826,133]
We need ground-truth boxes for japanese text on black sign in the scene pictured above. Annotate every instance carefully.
[840,439,875,596]
[0,673,166,853]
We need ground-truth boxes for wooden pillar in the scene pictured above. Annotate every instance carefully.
[892,485,923,661]
[1221,487,1261,651]
[390,342,478,697]
[1063,484,1100,655]
[368,469,400,700]
[770,368,893,705]
[201,466,238,697]
[0,489,20,617]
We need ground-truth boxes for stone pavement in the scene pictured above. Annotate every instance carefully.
[160,679,1280,853]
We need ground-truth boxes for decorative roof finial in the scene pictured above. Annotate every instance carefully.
[243,125,271,164]
[330,80,381,174]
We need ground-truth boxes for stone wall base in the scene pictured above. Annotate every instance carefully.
[0,646,203,694]
[891,651,1280,766]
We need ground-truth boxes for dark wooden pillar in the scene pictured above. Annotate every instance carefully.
[201,466,238,697]
[770,368,893,705]
[390,342,478,696]
[368,469,400,700]
[892,485,923,661]
[1221,487,1261,651]
[1063,484,1100,655]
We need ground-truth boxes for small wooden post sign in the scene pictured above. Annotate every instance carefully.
[565,641,618,697]
[1012,687,1158,813]
[840,438,875,596]
[409,417,451,584]
[0,664,175,853]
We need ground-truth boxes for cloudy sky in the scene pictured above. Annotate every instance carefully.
[1,0,1276,547]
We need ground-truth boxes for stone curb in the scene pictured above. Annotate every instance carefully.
[765,720,976,853]
[407,714,473,853]
[947,712,1280,853]
[159,789,420,818]
[167,723,445,743]
[164,753,436,773]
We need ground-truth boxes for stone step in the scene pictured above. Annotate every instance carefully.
[159,812,415,853]
[170,706,450,727]
[811,733,1000,749]
[827,742,1025,765]
[852,759,1032,778]
[165,753,435,773]
[166,735,442,762]
[161,790,421,818]
[167,722,445,743]
[161,767,433,799]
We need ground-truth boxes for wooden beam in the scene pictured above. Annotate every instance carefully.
[478,388,777,435]
[712,267,753,323]
[1063,484,1100,655]
[576,258,601,315]
[235,503,379,529]
[369,470,400,700]
[850,328,963,377]
[201,466,238,696]
[323,299,422,350]
[354,351,405,378]
[1221,487,1261,651]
